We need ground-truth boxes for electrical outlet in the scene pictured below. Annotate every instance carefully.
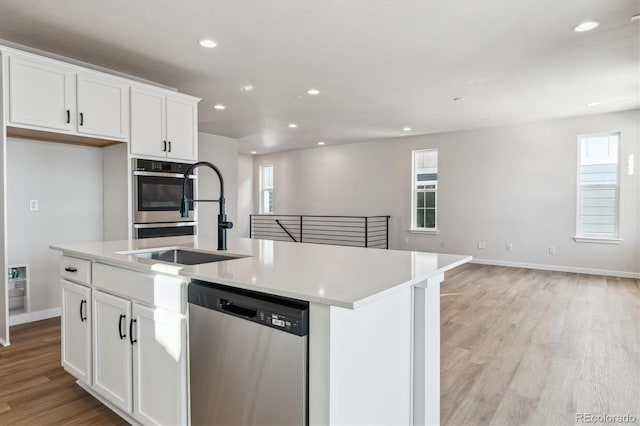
[506,243,513,251]
[549,246,556,255]
[478,241,486,249]
[29,200,39,211]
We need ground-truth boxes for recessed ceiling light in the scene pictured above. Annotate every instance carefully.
[288,123,298,128]
[631,14,640,22]
[198,39,217,48]
[241,84,254,92]
[574,21,600,32]
[307,89,320,95]
[585,101,601,107]
[214,104,226,110]
[317,141,326,145]
[402,127,412,132]
[250,151,257,154]
[453,97,466,101]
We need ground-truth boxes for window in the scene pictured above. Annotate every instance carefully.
[259,165,274,214]
[412,149,438,231]
[577,133,619,239]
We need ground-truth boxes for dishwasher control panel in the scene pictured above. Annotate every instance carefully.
[259,311,303,334]
[189,280,309,336]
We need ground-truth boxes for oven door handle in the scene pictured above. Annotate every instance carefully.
[133,222,196,229]
[133,171,196,179]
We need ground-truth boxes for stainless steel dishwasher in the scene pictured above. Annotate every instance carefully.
[188,280,309,426]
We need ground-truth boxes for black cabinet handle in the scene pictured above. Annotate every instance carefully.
[129,318,137,345]
[168,141,171,152]
[79,112,84,126]
[118,314,126,339]
[64,266,78,273]
[79,300,87,322]
[163,140,167,152]
[66,110,70,124]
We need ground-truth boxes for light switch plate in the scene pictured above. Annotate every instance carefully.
[30,200,39,211]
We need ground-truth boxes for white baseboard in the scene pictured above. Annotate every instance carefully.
[9,307,61,326]
[471,258,640,279]
[0,337,7,347]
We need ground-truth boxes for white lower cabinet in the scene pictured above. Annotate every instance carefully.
[61,280,91,384]
[132,303,187,425]
[92,290,133,413]
[92,289,187,425]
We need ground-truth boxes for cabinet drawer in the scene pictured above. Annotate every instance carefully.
[92,263,186,314]
[60,256,91,284]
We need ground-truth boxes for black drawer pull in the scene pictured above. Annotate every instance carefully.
[79,112,84,126]
[64,267,78,273]
[168,141,171,152]
[66,109,70,124]
[118,314,126,339]
[129,319,137,345]
[163,140,167,152]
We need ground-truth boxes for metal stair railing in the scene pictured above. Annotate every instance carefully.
[249,215,390,249]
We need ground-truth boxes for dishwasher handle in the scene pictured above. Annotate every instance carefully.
[219,299,257,319]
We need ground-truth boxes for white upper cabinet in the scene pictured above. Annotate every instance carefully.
[165,94,197,161]
[8,55,75,132]
[130,85,199,161]
[77,73,129,140]
[6,51,129,142]
[130,86,165,157]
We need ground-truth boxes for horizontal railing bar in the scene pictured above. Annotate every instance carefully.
[300,236,366,242]
[251,214,389,219]
[302,228,367,234]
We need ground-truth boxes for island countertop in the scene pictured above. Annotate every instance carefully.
[51,236,471,309]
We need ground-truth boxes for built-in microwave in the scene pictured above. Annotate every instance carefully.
[133,159,196,224]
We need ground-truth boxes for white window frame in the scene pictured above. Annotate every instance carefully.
[259,164,274,214]
[574,132,622,244]
[410,149,438,234]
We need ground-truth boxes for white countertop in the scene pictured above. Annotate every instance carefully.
[51,236,471,309]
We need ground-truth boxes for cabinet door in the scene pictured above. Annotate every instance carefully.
[132,304,187,426]
[61,280,91,384]
[77,73,129,140]
[165,95,197,161]
[92,290,132,414]
[130,87,166,158]
[8,55,75,131]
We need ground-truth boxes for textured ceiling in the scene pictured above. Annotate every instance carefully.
[0,0,638,153]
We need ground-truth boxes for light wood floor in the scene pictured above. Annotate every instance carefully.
[441,264,640,425]
[0,264,638,425]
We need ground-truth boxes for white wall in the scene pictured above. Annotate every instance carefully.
[237,154,253,237]
[253,110,640,276]
[7,138,104,312]
[197,132,239,241]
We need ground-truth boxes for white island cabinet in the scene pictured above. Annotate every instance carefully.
[52,236,471,426]
[57,254,189,426]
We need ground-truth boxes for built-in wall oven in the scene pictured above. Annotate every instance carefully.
[133,159,197,239]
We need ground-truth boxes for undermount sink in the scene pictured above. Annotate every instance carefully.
[123,248,245,266]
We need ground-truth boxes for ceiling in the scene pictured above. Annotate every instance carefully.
[0,1,638,154]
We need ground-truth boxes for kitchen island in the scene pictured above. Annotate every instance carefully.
[51,236,471,425]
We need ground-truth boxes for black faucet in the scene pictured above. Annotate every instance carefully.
[179,161,233,251]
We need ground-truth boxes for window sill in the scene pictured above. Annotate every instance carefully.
[409,228,439,235]
[573,236,622,245]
